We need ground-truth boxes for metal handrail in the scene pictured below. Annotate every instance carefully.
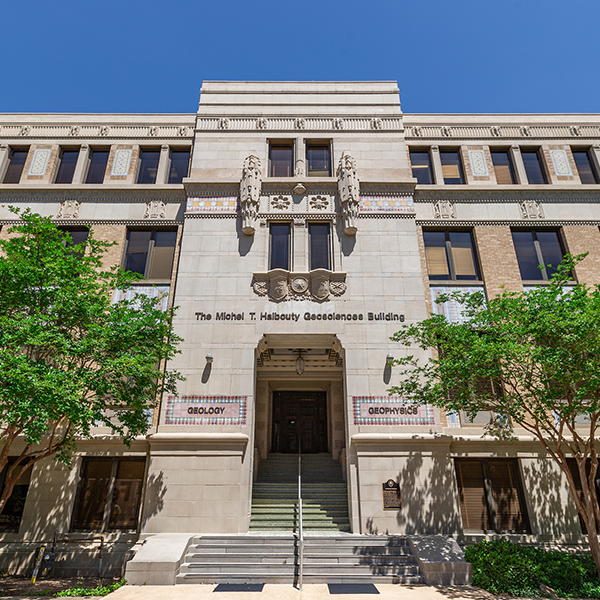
[298,441,304,591]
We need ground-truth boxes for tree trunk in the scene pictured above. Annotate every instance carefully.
[586,512,600,577]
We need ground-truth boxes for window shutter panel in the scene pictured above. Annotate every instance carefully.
[455,460,491,531]
[425,246,449,277]
[488,460,527,532]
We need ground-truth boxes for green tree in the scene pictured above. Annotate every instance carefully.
[0,209,183,515]
[389,255,600,575]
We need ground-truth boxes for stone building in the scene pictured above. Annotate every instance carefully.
[1,81,600,583]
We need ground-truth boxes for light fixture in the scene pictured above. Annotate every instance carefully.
[386,354,394,366]
[293,182,307,195]
[205,354,213,364]
[295,350,305,375]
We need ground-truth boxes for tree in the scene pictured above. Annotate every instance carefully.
[389,254,600,575]
[0,209,183,515]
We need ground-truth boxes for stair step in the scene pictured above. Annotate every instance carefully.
[176,573,425,585]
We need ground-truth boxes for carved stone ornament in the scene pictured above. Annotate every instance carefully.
[441,126,452,137]
[411,126,422,136]
[256,117,267,130]
[433,200,456,220]
[218,118,230,130]
[252,270,347,302]
[520,126,531,137]
[337,152,360,235]
[270,195,291,211]
[144,200,167,219]
[570,125,581,136]
[333,118,344,130]
[491,126,502,137]
[70,125,80,136]
[309,195,329,210]
[295,159,305,177]
[178,126,188,137]
[520,200,544,219]
[294,118,306,130]
[57,200,80,219]
[99,125,110,136]
[20,126,30,136]
[371,118,383,130]
[240,154,262,235]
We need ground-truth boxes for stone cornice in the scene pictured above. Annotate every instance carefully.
[417,219,600,227]
[414,189,600,202]
[195,117,403,132]
[0,219,183,226]
[0,188,186,202]
[0,124,195,141]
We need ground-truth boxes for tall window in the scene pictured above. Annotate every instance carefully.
[55,150,80,184]
[86,150,109,184]
[423,231,480,281]
[137,149,160,184]
[512,230,565,280]
[572,150,599,184]
[410,150,434,184]
[72,458,145,531]
[440,151,465,184]
[491,151,516,184]
[124,229,177,279]
[269,144,293,177]
[521,150,548,184]
[306,144,331,177]
[309,223,330,270]
[3,149,28,183]
[0,459,31,531]
[455,459,529,533]
[270,223,290,270]
[168,150,191,184]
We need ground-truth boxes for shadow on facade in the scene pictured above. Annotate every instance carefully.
[236,218,254,256]
[140,471,166,528]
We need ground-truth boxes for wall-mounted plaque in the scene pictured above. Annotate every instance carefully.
[382,479,401,510]
[353,396,435,425]
[165,395,247,425]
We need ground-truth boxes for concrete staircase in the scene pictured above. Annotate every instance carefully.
[176,535,424,584]
[250,453,350,532]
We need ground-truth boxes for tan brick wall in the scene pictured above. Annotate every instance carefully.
[91,224,127,271]
[561,225,600,285]
[22,144,60,183]
[542,144,577,184]
[473,225,523,298]
[461,145,495,184]
[105,145,139,184]
[415,224,434,316]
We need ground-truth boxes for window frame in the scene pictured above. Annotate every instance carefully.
[409,148,434,184]
[511,228,567,282]
[54,148,80,184]
[85,148,110,184]
[572,148,599,184]
[521,149,548,185]
[167,148,191,184]
[306,142,331,177]
[269,142,294,178]
[122,228,178,281]
[269,222,292,271]
[423,229,482,282]
[308,221,332,271]
[136,148,161,184]
[2,147,29,184]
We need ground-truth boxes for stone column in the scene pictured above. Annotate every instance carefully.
[509,145,528,184]
[0,144,10,181]
[590,145,600,180]
[72,144,90,184]
[156,145,171,184]
[429,145,444,184]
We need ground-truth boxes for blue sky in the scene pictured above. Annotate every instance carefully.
[2,0,599,114]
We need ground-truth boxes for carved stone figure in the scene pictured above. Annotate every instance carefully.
[337,152,360,235]
[99,125,110,136]
[144,200,167,219]
[311,274,330,301]
[240,154,262,235]
[295,159,305,177]
[70,125,80,136]
[57,200,80,219]
[433,200,456,219]
[148,126,158,137]
[520,200,544,219]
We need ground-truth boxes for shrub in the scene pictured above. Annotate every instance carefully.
[464,539,600,598]
[54,579,126,597]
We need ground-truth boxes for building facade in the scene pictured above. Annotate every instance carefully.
[1,81,600,577]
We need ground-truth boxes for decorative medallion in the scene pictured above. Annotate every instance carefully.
[28,149,51,176]
[491,126,502,137]
[433,200,456,219]
[468,149,489,177]
[270,195,291,210]
[56,200,80,219]
[570,125,581,137]
[253,280,269,296]
[218,118,230,130]
[291,277,309,295]
[20,126,30,136]
[178,126,188,136]
[371,118,383,130]
[99,125,110,136]
[294,118,306,130]
[144,200,167,219]
[520,200,544,219]
[256,117,267,129]
[520,126,531,137]
[309,195,329,210]
[333,118,344,130]
[329,281,346,296]
[549,149,573,176]
[148,126,158,137]
[411,126,422,136]
[69,125,80,136]
[110,149,132,176]
[252,270,347,302]
[441,126,452,137]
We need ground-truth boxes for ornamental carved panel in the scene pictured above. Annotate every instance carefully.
[252,269,347,302]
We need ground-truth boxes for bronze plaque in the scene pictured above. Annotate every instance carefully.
[382,479,401,510]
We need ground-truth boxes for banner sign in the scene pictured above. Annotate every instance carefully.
[165,395,247,425]
[353,396,435,425]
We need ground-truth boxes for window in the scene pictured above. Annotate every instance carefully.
[410,150,434,184]
[3,149,28,183]
[440,150,465,184]
[86,150,109,184]
[423,231,480,281]
[0,459,31,531]
[55,150,80,184]
[168,150,190,184]
[309,223,330,270]
[124,229,177,279]
[137,149,160,184]
[567,458,600,533]
[306,144,331,177]
[269,144,293,177]
[572,150,599,184]
[491,151,516,184]
[72,458,145,531]
[455,459,529,533]
[270,223,291,270]
[512,230,565,280]
[521,150,548,184]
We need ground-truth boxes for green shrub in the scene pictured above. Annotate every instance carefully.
[464,539,600,598]
[54,579,126,597]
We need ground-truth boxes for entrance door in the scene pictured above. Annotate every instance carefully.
[271,391,327,453]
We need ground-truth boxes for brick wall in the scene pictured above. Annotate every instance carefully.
[562,225,600,285]
[91,224,127,271]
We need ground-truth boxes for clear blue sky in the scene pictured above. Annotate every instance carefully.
[2,0,599,114]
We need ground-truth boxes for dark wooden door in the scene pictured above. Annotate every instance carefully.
[272,391,327,453]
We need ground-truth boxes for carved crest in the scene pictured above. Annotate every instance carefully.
[271,275,289,302]
[57,200,80,219]
[520,200,544,219]
[433,200,456,220]
[570,125,581,136]
[441,126,452,137]
[520,126,531,137]
[240,154,262,235]
[337,152,360,235]
[311,274,330,301]
[144,200,166,219]
[411,126,422,137]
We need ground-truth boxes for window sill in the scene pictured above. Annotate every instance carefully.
[429,281,484,286]
[252,269,346,302]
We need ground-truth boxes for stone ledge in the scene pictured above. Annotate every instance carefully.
[408,535,472,585]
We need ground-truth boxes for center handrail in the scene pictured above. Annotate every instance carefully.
[298,440,304,591]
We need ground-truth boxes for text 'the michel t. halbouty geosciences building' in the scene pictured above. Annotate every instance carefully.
[1,81,600,581]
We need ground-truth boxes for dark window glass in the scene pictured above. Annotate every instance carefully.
[270,223,290,270]
[440,151,464,184]
[491,151,516,184]
[61,228,89,260]
[270,145,293,177]
[423,230,479,281]
[521,151,547,184]
[573,151,598,184]
[455,459,529,533]
[3,150,28,183]
[0,459,31,531]
[55,150,79,184]
[307,145,330,177]
[512,230,564,280]
[137,150,160,184]
[86,150,109,184]
[567,458,600,533]
[410,151,433,184]
[124,229,177,279]
[168,150,190,184]
[309,223,330,270]
[73,458,145,531]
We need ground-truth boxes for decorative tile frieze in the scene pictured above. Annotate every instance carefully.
[430,286,485,324]
[0,124,195,139]
[359,195,414,213]
[252,269,347,302]
[468,149,489,177]
[520,200,545,219]
[165,395,247,426]
[27,149,51,176]
[112,284,170,312]
[549,149,573,176]
[193,117,403,131]
[144,200,167,219]
[433,200,456,219]
[404,124,600,139]
[353,396,435,426]
[187,196,239,213]
[56,200,80,219]
[111,149,132,176]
